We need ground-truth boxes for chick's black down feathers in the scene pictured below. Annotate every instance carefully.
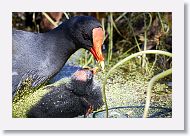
[27,69,103,118]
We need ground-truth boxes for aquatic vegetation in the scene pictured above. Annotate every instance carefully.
[12,12,172,118]
[102,50,172,118]
[13,78,69,117]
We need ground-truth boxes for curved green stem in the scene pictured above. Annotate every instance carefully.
[146,13,152,30]
[143,68,172,118]
[157,13,169,33]
[102,50,172,118]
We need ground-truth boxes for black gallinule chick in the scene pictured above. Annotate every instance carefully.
[12,16,105,96]
[13,68,103,118]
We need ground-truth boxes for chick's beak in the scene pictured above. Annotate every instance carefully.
[90,27,105,70]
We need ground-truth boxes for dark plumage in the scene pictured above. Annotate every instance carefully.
[12,16,104,96]
[27,69,103,118]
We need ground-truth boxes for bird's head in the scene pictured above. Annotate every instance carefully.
[70,69,94,96]
[68,16,105,70]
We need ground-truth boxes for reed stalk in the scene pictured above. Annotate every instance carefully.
[42,12,58,27]
[63,12,69,19]
[107,12,113,64]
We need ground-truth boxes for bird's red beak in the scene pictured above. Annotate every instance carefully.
[90,27,105,70]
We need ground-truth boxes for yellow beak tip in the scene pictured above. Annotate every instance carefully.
[99,61,105,71]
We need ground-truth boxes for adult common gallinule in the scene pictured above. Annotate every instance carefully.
[12,16,104,96]
[13,69,103,118]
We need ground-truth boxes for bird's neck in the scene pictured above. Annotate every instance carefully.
[42,24,80,77]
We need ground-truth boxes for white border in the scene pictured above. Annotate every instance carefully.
[0,0,184,130]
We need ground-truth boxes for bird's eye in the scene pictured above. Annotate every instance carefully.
[82,33,90,40]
